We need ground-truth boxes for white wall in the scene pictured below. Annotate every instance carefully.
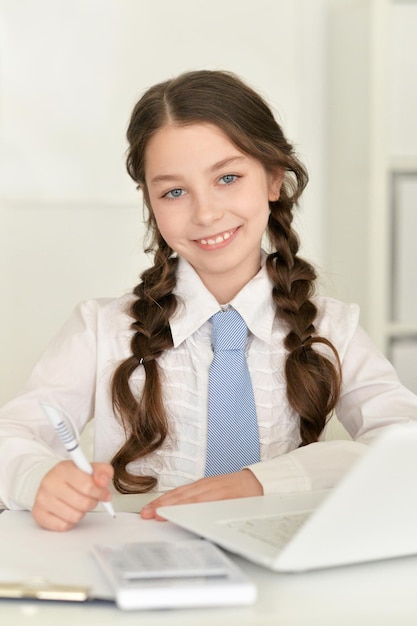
[0,0,329,404]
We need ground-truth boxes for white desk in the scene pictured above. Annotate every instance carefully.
[2,495,417,626]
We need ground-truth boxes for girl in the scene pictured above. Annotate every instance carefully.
[1,70,417,531]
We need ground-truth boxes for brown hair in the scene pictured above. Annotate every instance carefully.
[111,70,341,493]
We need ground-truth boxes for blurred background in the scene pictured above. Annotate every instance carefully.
[1,0,416,406]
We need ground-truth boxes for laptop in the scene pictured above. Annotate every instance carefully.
[158,424,417,572]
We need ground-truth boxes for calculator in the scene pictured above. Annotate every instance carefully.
[92,539,257,610]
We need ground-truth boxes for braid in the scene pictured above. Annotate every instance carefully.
[266,198,341,445]
[111,236,179,493]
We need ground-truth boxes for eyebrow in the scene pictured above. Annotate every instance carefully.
[149,155,246,185]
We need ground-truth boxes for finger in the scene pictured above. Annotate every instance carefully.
[36,480,103,516]
[32,501,86,531]
[92,462,114,488]
[33,486,108,531]
[140,480,213,518]
[140,471,263,519]
[140,487,192,517]
[32,488,91,531]
[63,465,112,502]
[32,461,114,531]
[37,469,110,516]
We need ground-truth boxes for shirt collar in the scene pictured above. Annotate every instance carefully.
[170,252,276,348]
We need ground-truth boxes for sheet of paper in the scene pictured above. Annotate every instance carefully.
[0,511,195,600]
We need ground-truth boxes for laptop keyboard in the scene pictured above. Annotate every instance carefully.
[222,512,312,550]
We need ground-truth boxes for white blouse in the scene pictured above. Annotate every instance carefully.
[1,256,417,510]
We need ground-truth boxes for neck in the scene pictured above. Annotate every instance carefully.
[199,267,261,304]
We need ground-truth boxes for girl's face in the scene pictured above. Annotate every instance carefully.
[144,123,283,303]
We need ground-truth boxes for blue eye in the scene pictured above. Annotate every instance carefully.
[220,174,238,185]
[165,188,184,199]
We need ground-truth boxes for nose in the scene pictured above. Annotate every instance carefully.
[191,191,223,226]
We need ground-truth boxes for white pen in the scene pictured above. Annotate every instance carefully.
[41,402,116,518]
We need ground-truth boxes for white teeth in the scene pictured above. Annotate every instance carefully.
[198,230,234,245]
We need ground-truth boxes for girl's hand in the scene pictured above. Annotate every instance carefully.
[32,460,114,531]
[140,469,263,521]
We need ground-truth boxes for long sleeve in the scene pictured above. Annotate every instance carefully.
[248,324,417,494]
[0,300,101,509]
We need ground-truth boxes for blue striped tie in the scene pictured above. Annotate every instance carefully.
[205,308,260,476]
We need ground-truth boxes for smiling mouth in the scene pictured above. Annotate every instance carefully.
[196,228,237,246]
